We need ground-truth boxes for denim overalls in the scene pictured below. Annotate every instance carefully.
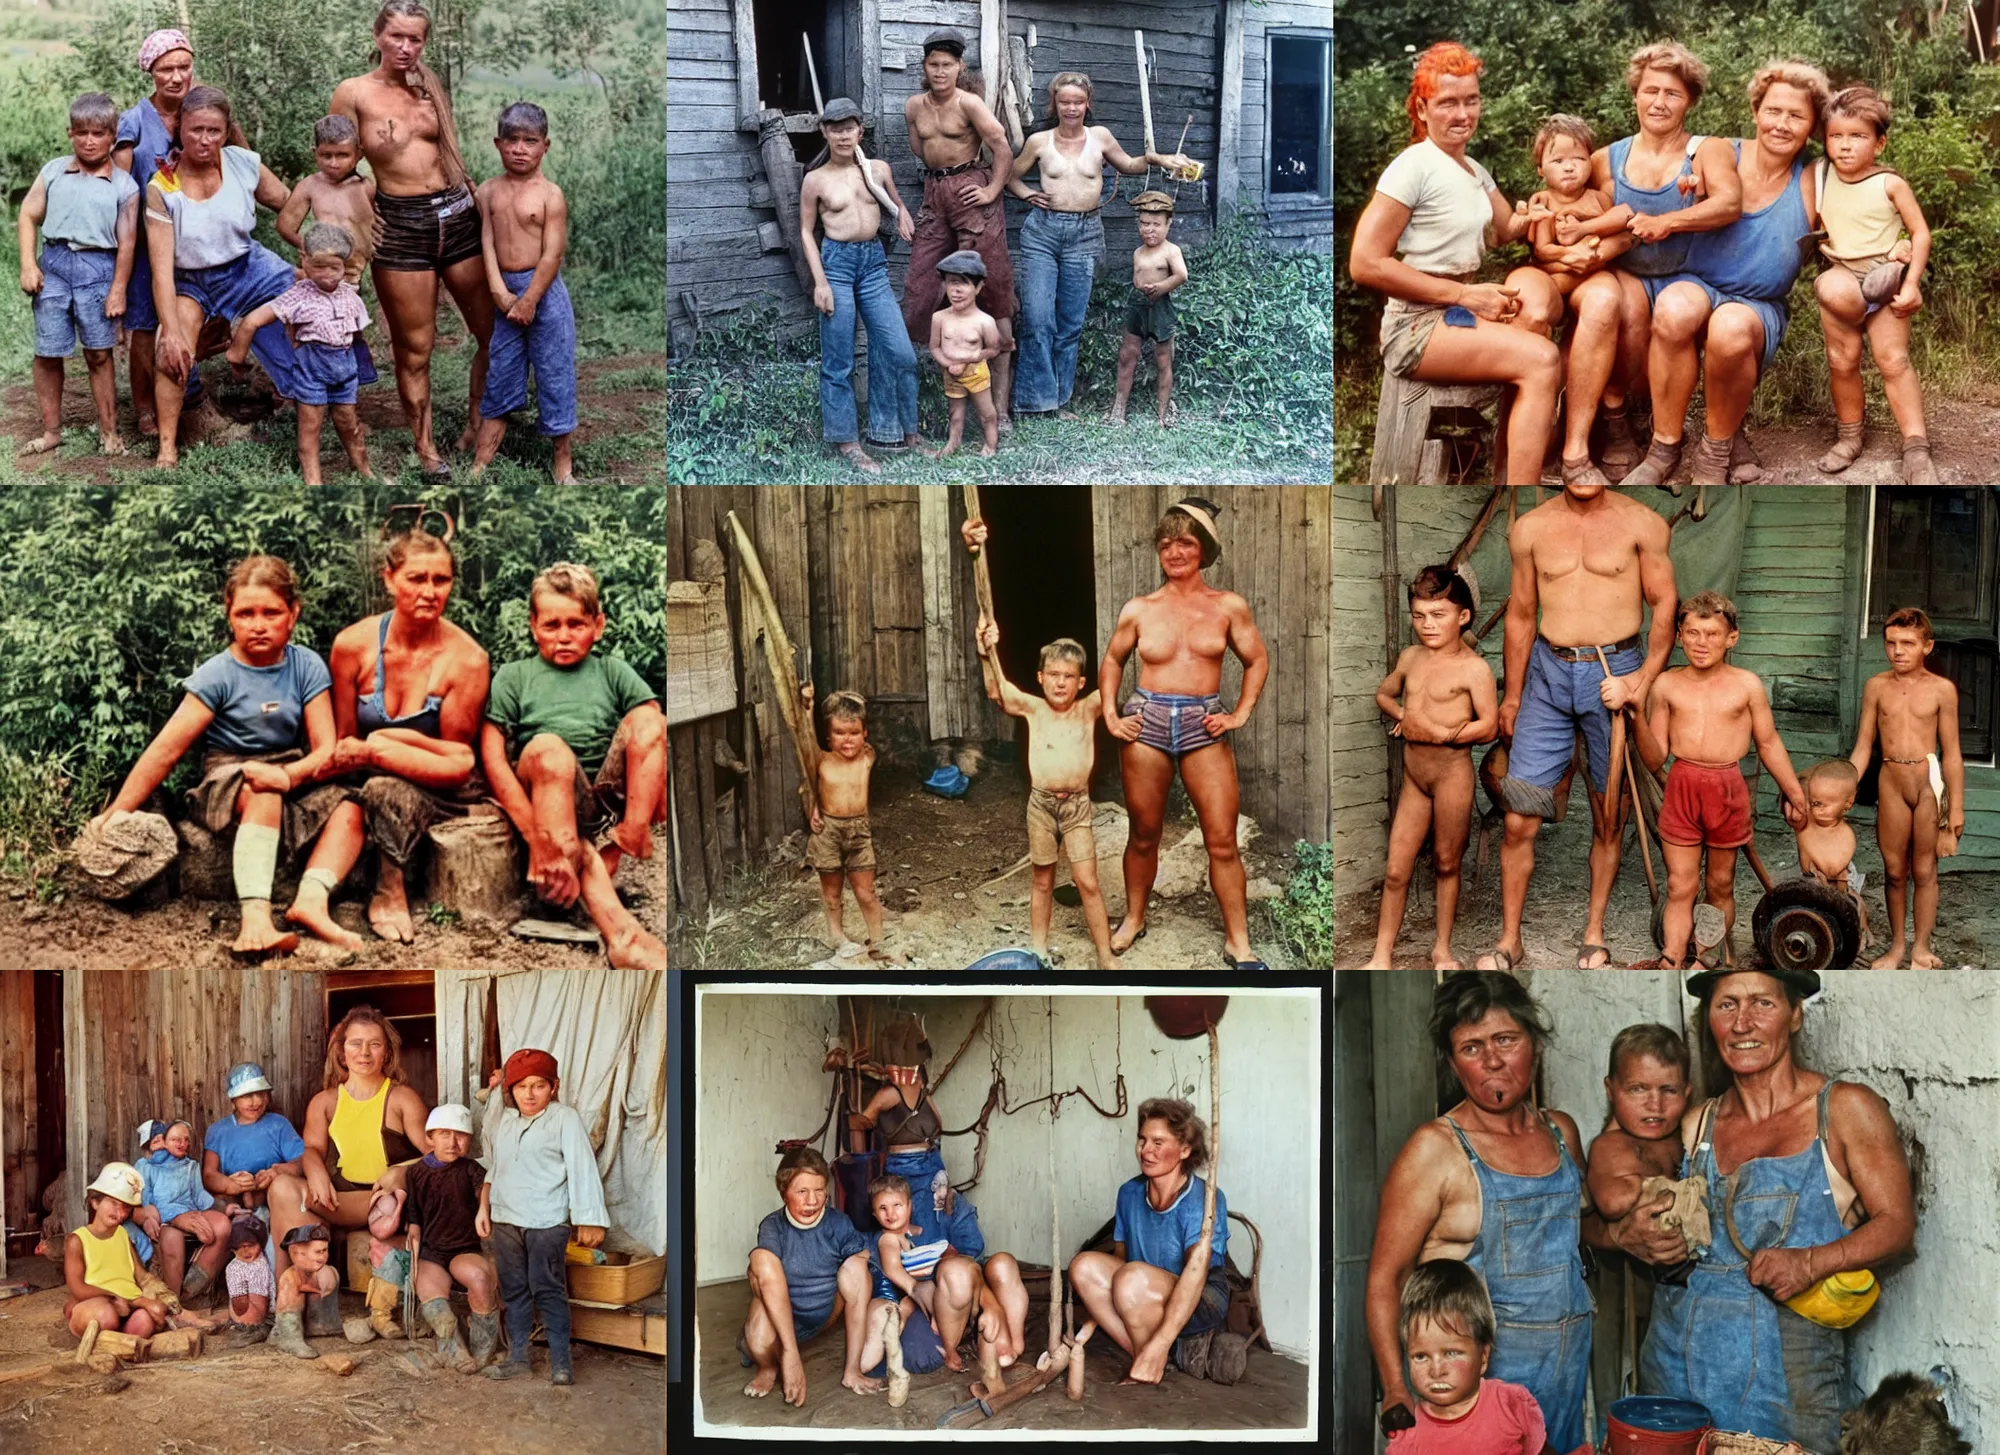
[1443,1109,1594,1452]
[1639,1082,1849,1451]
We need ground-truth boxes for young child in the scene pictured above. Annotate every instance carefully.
[403,1103,501,1373]
[482,562,667,971]
[90,555,344,959]
[276,115,377,284]
[1392,1258,1570,1454]
[1109,191,1187,427]
[858,1174,951,1404]
[1524,115,1631,303]
[17,91,138,457]
[1812,86,1938,483]
[1367,565,1499,970]
[1794,757,1872,957]
[926,250,1000,459]
[801,686,886,959]
[473,102,579,485]
[202,1060,305,1217]
[134,1117,242,1302]
[270,1222,340,1359]
[1849,606,1963,968]
[1631,591,1809,970]
[64,1163,173,1342]
[483,1049,610,1385]
[227,222,376,485]
[802,96,920,475]
[222,1217,273,1341]
[1585,1025,1699,1286]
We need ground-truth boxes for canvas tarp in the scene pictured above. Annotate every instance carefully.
[435,969,666,1257]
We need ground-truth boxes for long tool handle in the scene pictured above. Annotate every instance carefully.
[962,485,997,632]
[804,31,899,219]
[1595,645,1659,905]
[727,511,822,822]
[1134,31,1155,156]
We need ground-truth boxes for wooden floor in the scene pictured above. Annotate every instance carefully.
[693,1277,1312,1432]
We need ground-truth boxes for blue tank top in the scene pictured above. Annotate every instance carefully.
[1610,133,1707,277]
[356,613,445,738]
[1685,142,1810,301]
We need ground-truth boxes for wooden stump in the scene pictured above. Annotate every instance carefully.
[175,818,236,902]
[423,813,523,929]
[148,1328,202,1361]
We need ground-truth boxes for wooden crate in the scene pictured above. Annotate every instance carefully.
[568,1301,665,1357]
[566,1251,665,1305]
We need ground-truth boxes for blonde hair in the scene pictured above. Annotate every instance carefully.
[1044,72,1093,127]
[1748,60,1833,137]
[1625,41,1710,110]
[1039,638,1086,671]
[529,562,602,619]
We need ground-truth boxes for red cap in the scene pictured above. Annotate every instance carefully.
[503,1047,559,1092]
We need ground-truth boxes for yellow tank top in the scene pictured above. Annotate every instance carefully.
[74,1223,142,1301]
[329,1077,392,1185]
[1819,168,1902,261]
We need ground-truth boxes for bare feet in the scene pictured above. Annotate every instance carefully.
[932,441,959,460]
[840,1368,883,1396]
[453,422,479,454]
[1871,941,1906,969]
[1912,947,1943,969]
[99,431,127,456]
[995,416,1013,437]
[153,443,178,469]
[902,431,932,450]
[977,443,996,457]
[743,1364,777,1398]
[1107,409,1127,426]
[19,431,60,455]
[1109,917,1146,955]
[285,885,365,952]
[137,412,157,438]
[838,442,881,475]
[941,1346,968,1374]
[231,904,299,960]
[1157,404,1178,428]
[367,883,416,945]
[1057,408,1080,422]
[1432,945,1465,971]
[608,924,668,971]
[612,819,655,859]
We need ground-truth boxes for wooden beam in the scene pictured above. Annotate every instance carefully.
[756,112,816,296]
[981,0,1001,106]
[920,488,963,742]
[730,0,759,125]
[1216,0,1245,221]
[63,970,86,1236]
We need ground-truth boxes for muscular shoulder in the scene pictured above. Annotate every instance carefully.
[1549,1108,1587,1160]
[330,77,365,112]
[443,620,490,669]
[1395,1118,1467,1182]
[1826,1077,1891,1133]
[1694,135,1740,172]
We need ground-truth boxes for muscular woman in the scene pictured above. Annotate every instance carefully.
[1100,499,1270,969]
[331,0,494,477]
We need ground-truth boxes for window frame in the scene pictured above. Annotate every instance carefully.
[1265,26,1332,207]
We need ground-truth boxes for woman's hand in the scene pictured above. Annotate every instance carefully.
[240,761,290,794]
[1202,707,1242,737]
[137,1209,163,1240]
[304,1164,339,1214]
[327,736,376,776]
[1628,211,1676,243]
[1458,283,1520,323]
[812,281,834,315]
[960,517,989,553]
[19,261,42,296]
[228,1171,256,1194]
[1022,190,1054,210]
[575,1225,606,1250]
[1608,1189,1689,1264]
[1105,709,1143,743]
[1890,281,1923,317]
[1748,1245,1821,1304]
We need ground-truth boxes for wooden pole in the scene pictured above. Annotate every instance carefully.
[803,32,899,219]
[1595,645,1659,905]
[1134,31,1155,157]
[726,511,821,824]
[1047,1104,1061,1358]
[961,485,997,631]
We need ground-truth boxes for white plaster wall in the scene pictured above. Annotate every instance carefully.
[1520,968,1689,1144]
[694,991,1320,1360]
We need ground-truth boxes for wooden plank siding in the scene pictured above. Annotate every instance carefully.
[0,971,37,1240]
[61,970,327,1233]
[1233,1,1332,251]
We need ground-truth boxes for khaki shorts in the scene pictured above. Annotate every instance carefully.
[1026,789,1095,866]
[809,813,875,872]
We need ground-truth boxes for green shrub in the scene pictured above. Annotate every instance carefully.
[1270,840,1335,970]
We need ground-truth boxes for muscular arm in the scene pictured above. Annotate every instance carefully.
[1751,1084,1914,1302]
[1499,516,1539,734]
[252,163,291,214]
[1351,192,1478,307]
[1631,137,1740,240]
[1365,1127,1449,1412]
[1224,596,1270,728]
[965,93,1013,199]
[106,694,216,814]
[1633,512,1679,700]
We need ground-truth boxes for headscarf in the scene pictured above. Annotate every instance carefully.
[1170,498,1224,567]
[503,1047,559,1092]
[139,28,193,75]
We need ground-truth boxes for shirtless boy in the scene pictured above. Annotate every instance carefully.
[928,251,1000,459]
[1794,758,1870,955]
[859,1175,948,1405]
[278,115,377,283]
[1525,115,1632,305]
[964,514,1119,968]
[902,28,1016,424]
[803,685,887,958]
[1586,1024,1696,1285]
[1848,606,1963,968]
[1367,565,1499,970]
[1629,591,1808,970]
[1109,191,1188,427]
[802,97,920,475]
[1482,482,1677,970]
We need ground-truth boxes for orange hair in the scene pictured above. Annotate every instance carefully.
[1408,42,1484,145]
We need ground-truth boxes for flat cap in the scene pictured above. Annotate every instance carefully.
[1132,190,1176,214]
[819,97,862,124]
[936,248,987,280]
[923,28,967,57]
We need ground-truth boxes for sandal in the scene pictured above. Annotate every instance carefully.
[1222,952,1270,971]
[1473,946,1517,971]
[1576,942,1616,969]
[1818,421,1864,474]
[1621,438,1683,491]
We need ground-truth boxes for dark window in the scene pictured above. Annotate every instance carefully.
[1269,33,1330,197]
[1868,487,1998,759]
[754,0,844,115]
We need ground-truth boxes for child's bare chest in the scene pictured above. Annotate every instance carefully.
[1407,654,1474,706]
[310,180,373,222]
[1798,823,1855,869]
[1548,190,1607,219]
[1132,246,1173,282]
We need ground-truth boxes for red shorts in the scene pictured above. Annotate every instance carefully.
[1656,758,1754,848]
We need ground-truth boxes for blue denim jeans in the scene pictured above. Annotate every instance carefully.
[1014,208,1103,412]
[818,238,919,445]
[492,1221,572,1373]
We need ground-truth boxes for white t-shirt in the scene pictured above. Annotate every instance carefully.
[1374,138,1498,276]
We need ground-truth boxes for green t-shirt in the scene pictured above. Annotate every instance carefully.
[486,652,659,775]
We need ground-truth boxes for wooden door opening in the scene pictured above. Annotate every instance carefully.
[977,486,1098,782]
[325,972,439,1105]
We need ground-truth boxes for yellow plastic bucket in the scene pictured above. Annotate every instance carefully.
[1783,1268,1878,1328]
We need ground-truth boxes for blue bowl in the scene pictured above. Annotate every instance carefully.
[1607,1395,1711,1434]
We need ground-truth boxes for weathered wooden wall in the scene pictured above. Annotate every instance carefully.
[62,969,327,1233]
[0,971,37,1240]
[1233,0,1331,251]
[1331,485,1388,903]
[1092,486,1332,845]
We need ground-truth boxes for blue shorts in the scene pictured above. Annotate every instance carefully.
[1178,1266,1233,1341]
[291,339,359,406]
[33,245,116,357]
[1503,637,1647,813]
[480,267,576,435]
[177,247,376,404]
[1126,688,1225,759]
[1639,273,1789,374]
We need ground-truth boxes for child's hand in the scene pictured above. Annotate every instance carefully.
[959,519,988,553]
[104,286,125,319]
[810,807,823,833]
[813,282,834,315]
[977,617,999,652]
[1890,281,1923,317]
[1783,793,1808,830]
[240,761,290,793]
[487,1068,504,1090]
[896,206,915,244]
[948,361,964,377]
[1554,215,1583,245]
[18,263,41,296]
[574,1225,606,1250]
[507,295,537,327]
[475,1211,491,1239]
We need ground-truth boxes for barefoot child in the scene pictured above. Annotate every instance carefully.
[802,686,887,958]
[473,102,579,484]
[404,1104,502,1373]
[1392,1259,1573,1454]
[1630,591,1809,970]
[1109,191,1187,426]
[276,115,377,284]
[927,250,999,458]
[1585,1025,1699,1287]
[1524,115,1631,306]
[17,91,138,457]
[482,1050,609,1385]
[1793,758,1872,955]
[1849,606,1962,968]
[134,1118,242,1302]
[270,1222,340,1359]
[90,555,346,959]
[227,223,377,484]
[858,1175,951,1402]
[1367,565,1499,970]
[65,1163,173,1343]
[1812,86,1938,483]
[221,1218,273,1340]
[482,562,667,971]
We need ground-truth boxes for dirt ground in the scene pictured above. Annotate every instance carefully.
[671,759,1302,971]
[1334,792,1995,970]
[693,1277,1308,1432]
[1633,395,2000,486]
[0,825,666,970]
[0,1255,664,1455]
